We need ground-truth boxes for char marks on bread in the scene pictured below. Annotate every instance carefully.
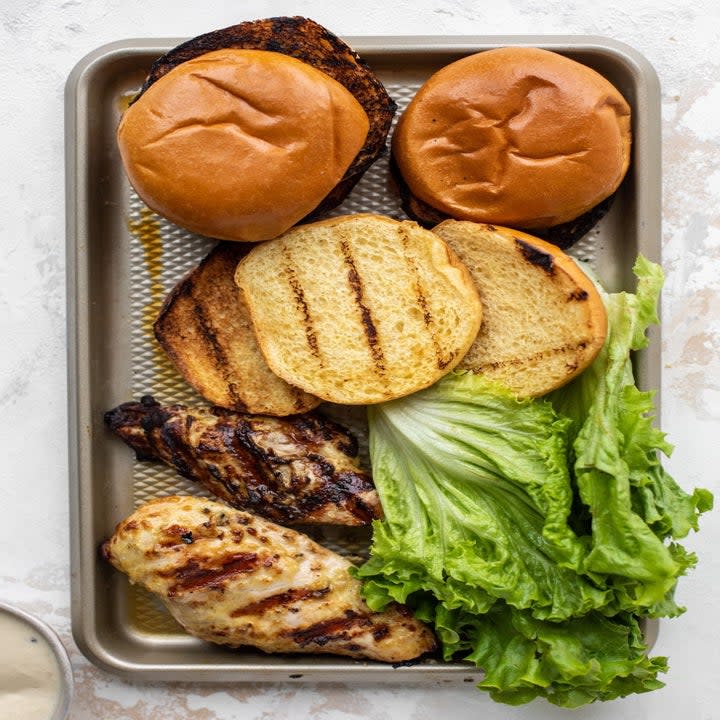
[433,220,608,397]
[234,214,483,405]
[154,242,320,416]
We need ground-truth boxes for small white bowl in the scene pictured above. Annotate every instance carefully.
[0,601,74,720]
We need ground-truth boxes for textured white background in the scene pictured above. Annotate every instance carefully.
[1,1,718,718]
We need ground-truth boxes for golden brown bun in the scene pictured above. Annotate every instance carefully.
[137,17,396,217]
[393,47,631,230]
[433,221,608,397]
[154,242,321,416]
[118,49,369,242]
[234,214,483,405]
[389,153,616,251]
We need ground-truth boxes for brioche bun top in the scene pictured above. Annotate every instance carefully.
[392,47,631,229]
[117,48,369,242]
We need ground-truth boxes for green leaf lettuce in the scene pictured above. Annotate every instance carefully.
[356,256,711,706]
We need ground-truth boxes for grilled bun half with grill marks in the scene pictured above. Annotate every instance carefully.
[433,221,608,397]
[392,47,631,249]
[154,242,320,416]
[118,17,396,242]
[234,214,483,405]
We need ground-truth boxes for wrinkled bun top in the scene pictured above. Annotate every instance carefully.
[392,47,631,229]
[117,49,369,242]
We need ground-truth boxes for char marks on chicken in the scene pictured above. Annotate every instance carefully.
[104,396,381,526]
[102,496,436,661]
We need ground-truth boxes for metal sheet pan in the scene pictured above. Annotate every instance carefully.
[66,35,662,682]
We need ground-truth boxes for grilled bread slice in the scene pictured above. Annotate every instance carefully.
[432,221,607,397]
[234,214,483,404]
[154,242,320,416]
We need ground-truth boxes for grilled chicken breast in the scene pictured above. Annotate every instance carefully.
[103,496,436,661]
[104,396,381,526]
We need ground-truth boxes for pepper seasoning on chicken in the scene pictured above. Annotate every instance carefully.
[102,496,436,662]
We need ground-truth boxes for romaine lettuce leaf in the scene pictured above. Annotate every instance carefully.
[438,604,667,708]
[357,256,711,706]
[360,372,609,622]
[551,256,712,613]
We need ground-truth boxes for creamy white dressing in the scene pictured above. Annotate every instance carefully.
[0,609,63,720]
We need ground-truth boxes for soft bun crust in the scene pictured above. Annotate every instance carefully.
[118,49,369,242]
[136,16,397,215]
[392,47,631,229]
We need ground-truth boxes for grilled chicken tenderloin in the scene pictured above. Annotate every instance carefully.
[105,396,381,526]
[102,496,436,661]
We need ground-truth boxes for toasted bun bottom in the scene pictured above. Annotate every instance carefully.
[433,220,608,397]
[118,49,369,242]
[393,47,631,230]
[137,16,397,210]
[234,214,483,404]
[154,242,321,416]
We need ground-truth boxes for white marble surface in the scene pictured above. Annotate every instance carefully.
[1,0,718,718]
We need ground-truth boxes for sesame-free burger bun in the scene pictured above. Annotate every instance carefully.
[117,48,370,242]
[392,47,631,235]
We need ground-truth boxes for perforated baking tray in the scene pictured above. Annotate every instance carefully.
[66,35,662,681]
